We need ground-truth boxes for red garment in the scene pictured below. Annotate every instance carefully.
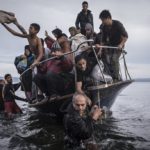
[4,101,22,114]
[46,57,73,74]
[38,57,73,74]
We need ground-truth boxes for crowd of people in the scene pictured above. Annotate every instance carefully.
[0,1,128,149]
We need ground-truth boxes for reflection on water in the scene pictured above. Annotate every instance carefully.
[0,82,150,150]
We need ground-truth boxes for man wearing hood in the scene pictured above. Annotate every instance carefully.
[75,1,94,35]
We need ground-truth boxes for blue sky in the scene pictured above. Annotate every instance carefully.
[0,0,150,78]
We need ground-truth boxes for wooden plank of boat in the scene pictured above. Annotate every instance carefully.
[28,93,73,107]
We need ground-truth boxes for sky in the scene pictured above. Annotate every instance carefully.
[0,0,150,78]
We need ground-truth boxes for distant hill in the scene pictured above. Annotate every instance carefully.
[134,78,150,82]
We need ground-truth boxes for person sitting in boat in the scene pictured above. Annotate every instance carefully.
[2,74,25,119]
[51,28,73,60]
[75,54,112,104]
[44,30,55,50]
[68,26,88,56]
[0,79,5,112]
[85,23,97,43]
[14,45,34,101]
[44,31,55,59]
[33,48,74,101]
[97,10,128,82]
[75,54,96,100]
[64,92,102,150]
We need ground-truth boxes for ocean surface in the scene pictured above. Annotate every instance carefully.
[0,81,150,150]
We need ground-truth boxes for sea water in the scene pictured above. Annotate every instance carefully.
[0,81,150,150]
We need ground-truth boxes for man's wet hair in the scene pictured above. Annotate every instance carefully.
[99,10,112,19]
[30,23,40,32]
[4,74,11,79]
[75,54,87,64]
[72,92,91,105]
[69,26,77,32]
[52,28,63,38]
[82,1,88,5]
[24,45,30,50]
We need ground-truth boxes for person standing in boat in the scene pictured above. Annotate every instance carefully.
[97,10,128,82]
[0,79,5,112]
[2,19,43,68]
[2,74,25,119]
[64,92,102,150]
[75,1,94,36]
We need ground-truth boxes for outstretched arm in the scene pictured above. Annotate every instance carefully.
[2,23,27,38]
[13,19,27,35]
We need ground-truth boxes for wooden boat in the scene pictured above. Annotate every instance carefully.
[27,41,133,116]
[29,79,133,116]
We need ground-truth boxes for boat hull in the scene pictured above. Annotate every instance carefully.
[29,80,133,115]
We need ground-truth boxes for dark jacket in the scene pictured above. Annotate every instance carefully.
[75,10,93,31]
[3,83,25,102]
[64,104,95,148]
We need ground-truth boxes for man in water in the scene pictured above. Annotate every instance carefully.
[3,74,25,119]
[98,10,128,81]
[75,1,94,35]
[2,19,43,68]
[64,92,102,150]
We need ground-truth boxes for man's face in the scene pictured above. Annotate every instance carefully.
[73,95,87,116]
[77,59,87,71]
[85,28,92,36]
[29,25,37,35]
[69,30,76,37]
[25,49,30,56]
[6,75,12,84]
[52,33,58,38]
[101,18,111,26]
[82,4,88,11]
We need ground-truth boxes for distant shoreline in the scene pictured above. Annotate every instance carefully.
[1,76,150,83]
[134,78,150,82]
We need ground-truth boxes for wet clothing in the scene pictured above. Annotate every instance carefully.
[100,20,128,80]
[3,83,24,102]
[4,101,22,114]
[3,83,23,114]
[33,57,74,97]
[0,84,4,111]
[64,104,95,149]
[75,10,93,35]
